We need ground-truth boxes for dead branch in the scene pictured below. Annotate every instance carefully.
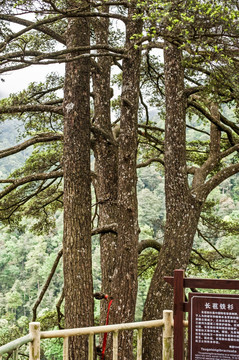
[32,248,63,321]
[192,248,218,270]
[197,228,225,257]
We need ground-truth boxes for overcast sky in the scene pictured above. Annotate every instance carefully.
[0,64,65,98]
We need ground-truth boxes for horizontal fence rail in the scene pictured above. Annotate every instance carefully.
[0,334,33,356]
[0,310,189,360]
[40,319,165,338]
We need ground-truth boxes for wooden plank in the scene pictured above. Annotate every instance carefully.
[164,276,174,286]
[184,278,239,290]
[173,269,185,360]
[165,276,239,291]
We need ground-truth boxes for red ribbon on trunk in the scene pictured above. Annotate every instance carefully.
[101,297,113,359]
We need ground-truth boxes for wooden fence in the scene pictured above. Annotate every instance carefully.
[0,310,188,360]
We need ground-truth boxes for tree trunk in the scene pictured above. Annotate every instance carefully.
[63,4,94,359]
[92,10,119,355]
[110,4,142,359]
[142,41,203,360]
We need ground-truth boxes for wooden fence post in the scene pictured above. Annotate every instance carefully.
[163,310,173,360]
[173,269,185,360]
[29,322,40,360]
[113,331,119,360]
[13,348,18,360]
[63,337,69,360]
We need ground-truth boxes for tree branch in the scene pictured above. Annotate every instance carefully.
[188,100,235,145]
[186,124,210,136]
[0,52,128,72]
[0,14,66,47]
[91,223,118,235]
[29,223,119,323]
[65,10,127,23]
[138,124,165,132]
[0,179,61,223]
[138,129,164,146]
[137,157,164,168]
[139,90,150,125]
[0,170,63,200]
[0,133,63,159]
[56,288,64,329]
[138,239,162,254]
[192,248,218,270]
[219,143,239,160]
[197,228,225,257]
[0,44,124,63]
[91,125,117,146]
[220,112,239,136]
[194,162,239,200]
[0,104,63,115]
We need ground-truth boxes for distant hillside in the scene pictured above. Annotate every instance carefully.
[0,119,30,178]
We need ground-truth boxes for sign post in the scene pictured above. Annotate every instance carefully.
[173,270,185,360]
[189,293,239,360]
[164,269,239,360]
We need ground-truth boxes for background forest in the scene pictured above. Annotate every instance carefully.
[1,115,239,359]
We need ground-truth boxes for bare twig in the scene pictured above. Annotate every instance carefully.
[192,248,218,270]
[197,228,225,257]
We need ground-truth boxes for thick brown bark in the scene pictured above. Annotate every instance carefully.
[142,43,239,359]
[93,6,142,359]
[142,42,203,359]
[92,10,119,355]
[109,4,142,360]
[93,7,118,299]
[63,4,94,359]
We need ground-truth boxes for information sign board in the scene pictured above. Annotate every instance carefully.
[189,293,239,360]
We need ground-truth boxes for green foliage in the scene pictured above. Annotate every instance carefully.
[135,0,239,53]
[37,310,63,331]
[41,338,63,360]
[0,217,63,319]
[138,167,165,238]
[187,249,239,287]
[0,73,63,137]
